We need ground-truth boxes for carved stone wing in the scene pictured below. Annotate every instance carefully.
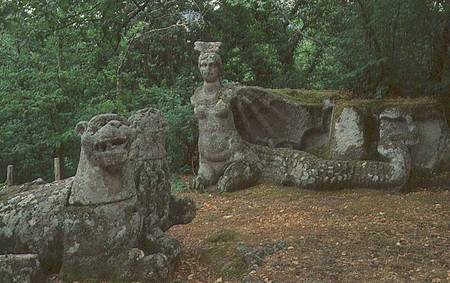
[230,86,333,151]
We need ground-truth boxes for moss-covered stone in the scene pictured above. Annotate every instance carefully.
[270,88,349,104]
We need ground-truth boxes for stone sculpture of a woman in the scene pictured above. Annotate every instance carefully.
[191,41,412,193]
[190,42,253,191]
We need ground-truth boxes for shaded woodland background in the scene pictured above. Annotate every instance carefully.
[0,0,448,183]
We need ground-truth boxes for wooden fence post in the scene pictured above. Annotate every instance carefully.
[54,158,62,181]
[6,165,13,186]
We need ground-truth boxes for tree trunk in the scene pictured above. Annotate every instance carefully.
[429,15,449,90]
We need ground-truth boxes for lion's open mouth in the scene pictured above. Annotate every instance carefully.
[94,138,127,152]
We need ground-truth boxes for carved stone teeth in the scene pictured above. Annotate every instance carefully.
[95,138,126,152]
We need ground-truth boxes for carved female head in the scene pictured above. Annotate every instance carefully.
[198,52,222,83]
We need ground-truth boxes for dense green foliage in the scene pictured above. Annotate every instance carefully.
[0,0,448,183]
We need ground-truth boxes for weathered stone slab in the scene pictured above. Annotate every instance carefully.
[330,107,366,160]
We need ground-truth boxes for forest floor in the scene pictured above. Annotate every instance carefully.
[169,183,450,283]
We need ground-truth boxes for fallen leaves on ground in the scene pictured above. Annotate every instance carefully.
[169,184,450,283]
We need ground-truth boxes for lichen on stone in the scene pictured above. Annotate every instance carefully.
[0,108,196,282]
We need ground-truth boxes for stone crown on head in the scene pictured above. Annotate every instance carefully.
[194,41,222,54]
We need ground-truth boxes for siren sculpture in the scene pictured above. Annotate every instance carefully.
[0,108,196,282]
[191,41,414,192]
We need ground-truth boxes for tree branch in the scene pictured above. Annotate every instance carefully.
[115,22,187,94]
[277,4,327,48]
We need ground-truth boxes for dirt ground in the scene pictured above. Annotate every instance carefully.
[169,185,450,283]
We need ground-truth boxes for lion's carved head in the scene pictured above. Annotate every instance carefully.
[76,114,136,170]
[69,114,137,205]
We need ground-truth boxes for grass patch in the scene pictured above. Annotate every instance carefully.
[200,229,247,278]
[199,243,248,278]
[170,175,188,193]
[206,229,240,243]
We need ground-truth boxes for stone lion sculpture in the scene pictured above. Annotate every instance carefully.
[0,108,195,282]
[191,41,412,193]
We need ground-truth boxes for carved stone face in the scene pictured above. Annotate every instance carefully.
[77,114,135,171]
[379,109,419,146]
[199,53,221,83]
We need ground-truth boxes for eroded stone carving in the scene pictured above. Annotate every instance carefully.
[379,107,449,170]
[191,41,412,192]
[379,108,419,146]
[331,107,366,160]
[328,102,450,176]
[0,109,195,282]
